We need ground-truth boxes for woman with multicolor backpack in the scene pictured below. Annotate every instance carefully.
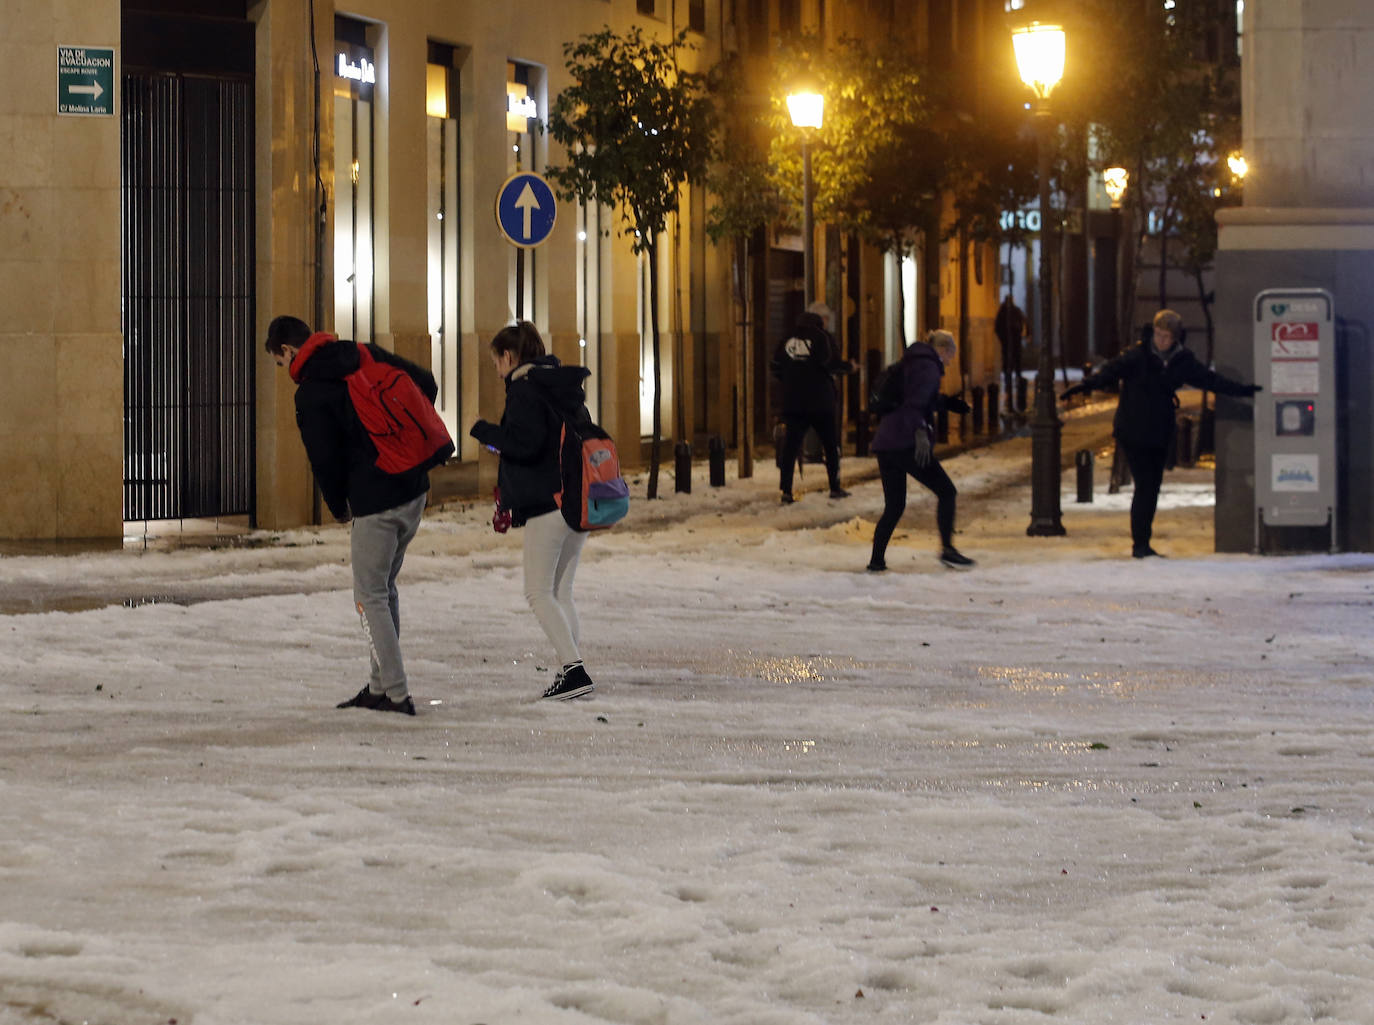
[470,322,598,701]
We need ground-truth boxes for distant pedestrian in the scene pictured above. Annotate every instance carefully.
[470,322,598,701]
[1060,308,1261,558]
[994,295,1028,411]
[771,301,857,504]
[868,330,975,572]
[266,315,453,716]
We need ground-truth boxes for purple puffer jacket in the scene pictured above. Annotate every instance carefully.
[871,342,947,452]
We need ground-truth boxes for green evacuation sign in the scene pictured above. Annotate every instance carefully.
[58,46,116,116]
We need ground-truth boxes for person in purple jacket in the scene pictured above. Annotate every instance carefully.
[867,330,975,572]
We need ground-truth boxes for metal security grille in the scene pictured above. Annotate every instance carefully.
[121,72,254,522]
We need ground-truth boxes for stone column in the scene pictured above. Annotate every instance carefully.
[0,1,123,539]
[1215,1,1374,552]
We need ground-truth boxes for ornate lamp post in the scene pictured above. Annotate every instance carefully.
[786,89,824,302]
[1012,21,1067,537]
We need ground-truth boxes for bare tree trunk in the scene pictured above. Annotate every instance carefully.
[1157,205,1170,311]
[734,234,753,478]
[1118,156,1147,350]
[1194,263,1215,454]
[672,207,688,445]
[647,237,663,500]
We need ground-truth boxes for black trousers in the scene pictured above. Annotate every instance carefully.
[870,448,957,562]
[778,409,842,494]
[1121,443,1169,549]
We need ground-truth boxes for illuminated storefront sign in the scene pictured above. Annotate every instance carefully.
[337,53,375,84]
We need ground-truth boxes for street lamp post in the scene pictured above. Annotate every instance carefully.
[1012,21,1067,537]
[787,90,824,302]
[1102,165,1130,364]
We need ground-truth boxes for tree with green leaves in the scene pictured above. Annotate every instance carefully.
[1070,0,1239,352]
[704,55,787,478]
[763,38,937,337]
[545,27,716,500]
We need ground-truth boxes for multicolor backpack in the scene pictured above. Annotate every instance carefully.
[551,411,630,531]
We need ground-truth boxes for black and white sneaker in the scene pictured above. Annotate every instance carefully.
[939,547,976,570]
[866,559,887,572]
[829,488,851,499]
[541,663,595,701]
[337,685,416,716]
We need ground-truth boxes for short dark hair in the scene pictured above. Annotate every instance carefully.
[489,321,545,364]
[265,315,312,355]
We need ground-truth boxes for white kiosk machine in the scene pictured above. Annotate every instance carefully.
[1253,288,1337,552]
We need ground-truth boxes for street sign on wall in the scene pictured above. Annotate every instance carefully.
[495,172,557,249]
[1253,287,1337,550]
[58,46,116,116]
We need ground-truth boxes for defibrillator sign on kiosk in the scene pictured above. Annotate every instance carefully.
[1253,288,1337,552]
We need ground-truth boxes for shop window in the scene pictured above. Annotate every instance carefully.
[334,16,377,342]
[779,0,801,37]
[427,41,465,446]
[689,0,706,32]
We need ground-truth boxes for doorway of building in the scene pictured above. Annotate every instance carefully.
[120,7,255,523]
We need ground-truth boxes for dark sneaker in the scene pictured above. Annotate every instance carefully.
[541,663,595,701]
[829,488,851,499]
[337,685,417,716]
[866,559,887,572]
[939,547,976,570]
[1132,546,1164,559]
[780,492,795,505]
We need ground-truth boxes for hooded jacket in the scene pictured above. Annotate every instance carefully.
[871,341,948,452]
[1082,340,1255,448]
[289,332,438,520]
[770,311,849,415]
[470,355,591,527]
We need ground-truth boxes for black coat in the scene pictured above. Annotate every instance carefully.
[770,312,849,415]
[291,334,437,520]
[470,356,591,527]
[1082,341,1254,449]
[871,342,947,452]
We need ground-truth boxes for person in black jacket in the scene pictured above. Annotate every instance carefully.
[470,322,597,701]
[1061,308,1261,558]
[867,330,975,572]
[771,302,857,503]
[266,315,448,716]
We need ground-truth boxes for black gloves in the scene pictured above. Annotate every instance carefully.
[944,396,972,415]
[913,430,932,468]
[1060,383,1090,401]
[1245,384,1264,396]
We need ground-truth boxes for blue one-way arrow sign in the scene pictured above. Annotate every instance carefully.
[495,172,557,249]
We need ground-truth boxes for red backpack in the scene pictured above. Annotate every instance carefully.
[346,345,455,475]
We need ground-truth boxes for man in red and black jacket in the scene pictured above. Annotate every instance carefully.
[265,315,440,716]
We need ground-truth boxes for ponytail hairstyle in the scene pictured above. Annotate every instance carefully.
[489,321,546,365]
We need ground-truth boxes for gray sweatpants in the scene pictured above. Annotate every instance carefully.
[351,491,427,701]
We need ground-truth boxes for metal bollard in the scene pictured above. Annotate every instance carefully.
[1016,376,1029,412]
[937,405,949,444]
[674,441,692,494]
[1176,416,1195,468]
[855,410,871,457]
[971,386,984,435]
[708,436,726,487]
[986,383,999,434]
[1075,448,1093,503]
